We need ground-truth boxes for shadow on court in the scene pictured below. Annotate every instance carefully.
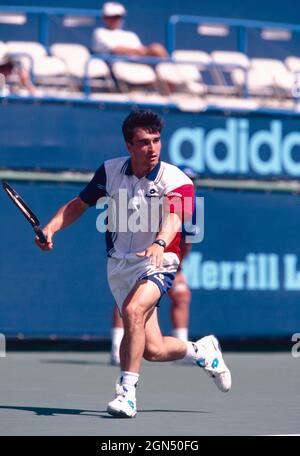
[0,405,103,417]
[38,359,109,366]
[99,409,211,419]
[0,405,211,418]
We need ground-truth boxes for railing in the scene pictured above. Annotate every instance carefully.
[0,5,100,49]
[167,14,300,54]
[3,6,300,53]
[1,6,300,113]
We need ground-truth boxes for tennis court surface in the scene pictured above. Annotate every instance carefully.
[0,351,299,436]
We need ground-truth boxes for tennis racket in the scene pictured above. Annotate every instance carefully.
[2,181,48,244]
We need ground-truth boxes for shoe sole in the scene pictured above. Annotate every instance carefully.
[204,336,232,392]
[106,405,137,418]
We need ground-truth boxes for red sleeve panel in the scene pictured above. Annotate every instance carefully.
[163,184,195,261]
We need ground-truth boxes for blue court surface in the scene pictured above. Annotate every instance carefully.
[0,351,299,436]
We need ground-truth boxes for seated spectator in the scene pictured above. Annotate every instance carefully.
[92,2,167,58]
[0,49,35,95]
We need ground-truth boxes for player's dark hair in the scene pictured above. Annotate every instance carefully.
[122,109,163,143]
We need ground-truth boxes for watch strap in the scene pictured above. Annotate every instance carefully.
[153,239,167,249]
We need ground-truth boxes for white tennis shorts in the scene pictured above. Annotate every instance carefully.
[107,252,180,312]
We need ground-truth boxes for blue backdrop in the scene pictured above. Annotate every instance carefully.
[1,1,300,340]
[1,181,300,339]
[1,102,300,179]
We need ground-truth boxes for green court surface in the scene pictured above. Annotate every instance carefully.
[0,351,299,436]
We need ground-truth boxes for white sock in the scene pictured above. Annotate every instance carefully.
[172,327,188,341]
[120,371,139,398]
[111,327,124,353]
[183,341,205,364]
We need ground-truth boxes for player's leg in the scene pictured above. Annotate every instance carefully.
[110,304,124,365]
[168,271,191,342]
[120,279,161,372]
[107,279,161,418]
[143,307,187,362]
[143,306,232,394]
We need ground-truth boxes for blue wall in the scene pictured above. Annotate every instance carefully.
[1,1,300,57]
[1,102,300,179]
[1,181,300,339]
[1,0,300,340]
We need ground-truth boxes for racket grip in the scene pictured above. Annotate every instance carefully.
[34,226,48,244]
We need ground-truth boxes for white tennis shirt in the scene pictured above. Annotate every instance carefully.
[79,157,194,260]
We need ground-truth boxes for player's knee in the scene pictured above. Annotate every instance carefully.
[170,285,191,305]
[143,345,163,362]
[122,301,144,327]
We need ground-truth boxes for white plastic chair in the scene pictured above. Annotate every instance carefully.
[112,61,158,92]
[249,58,293,97]
[6,41,47,60]
[211,51,250,69]
[285,56,300,97]
[6,41,70,87]
[285,56,300,73]
[50,43,113,91]
[170,50,217,95]
[156,62,206,95]
[210,51,250,96]
[172,50,212,68]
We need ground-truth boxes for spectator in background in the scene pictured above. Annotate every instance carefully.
[92,2,168,58]
[0,47,35,96]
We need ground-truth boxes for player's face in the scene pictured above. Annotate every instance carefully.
[127,128,161,170]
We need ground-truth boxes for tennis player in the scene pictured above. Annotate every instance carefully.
[35,109,231,418]
[110,237,192,366]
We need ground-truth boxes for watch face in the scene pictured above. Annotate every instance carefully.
[155,239,166,248]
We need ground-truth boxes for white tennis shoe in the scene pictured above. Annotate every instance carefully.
[195,335,232,392]
[107,384,137,418]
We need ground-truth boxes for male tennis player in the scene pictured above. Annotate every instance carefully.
[110,238,192,366]
[35,109,231,418]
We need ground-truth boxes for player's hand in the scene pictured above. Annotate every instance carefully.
[35,227,53,251]
[136,243,164,268]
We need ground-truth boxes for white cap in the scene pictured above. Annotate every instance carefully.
[102,2,126,17]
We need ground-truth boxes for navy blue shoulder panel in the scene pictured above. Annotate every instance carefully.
[79,163,107,207]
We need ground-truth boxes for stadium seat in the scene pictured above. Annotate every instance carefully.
[250,58,294,98]
[111,61,158,93]
[156,50,211,96]
[285,56,300,73]
[50,43,115,92]
[6,41,70,89]
[170,49,239,96]
[285,56,300,97]
[211,51,250,95]
[6,41,47,60]
[155,62,207,96]
[172,50,212,67]
[211,51,250,69]
[230,58,292,98]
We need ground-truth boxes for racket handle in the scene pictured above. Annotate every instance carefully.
[34,226,48,244]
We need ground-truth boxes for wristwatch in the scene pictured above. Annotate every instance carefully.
[153,239,167,249]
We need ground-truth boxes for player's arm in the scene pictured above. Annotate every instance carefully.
[137,184,194,267]
[35,196,88,251]
[36,163,107,251]
[136,211,182,268]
